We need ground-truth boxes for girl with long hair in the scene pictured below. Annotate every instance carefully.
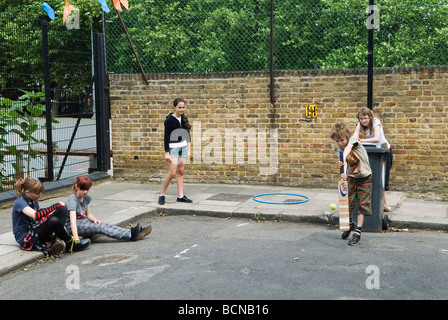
[353,107,393,212]
[158,98,193,205]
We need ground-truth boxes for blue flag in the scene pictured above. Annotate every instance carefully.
[97,0,110,13]
[41,2,55,20]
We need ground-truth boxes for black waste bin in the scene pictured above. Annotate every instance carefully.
[353,143,389,232]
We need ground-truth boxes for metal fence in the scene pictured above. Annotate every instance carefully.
[105,0,448,75]
[0,12,98,191]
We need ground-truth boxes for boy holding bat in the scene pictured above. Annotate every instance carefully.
[330,122,372,245]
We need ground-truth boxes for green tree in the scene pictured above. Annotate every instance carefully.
[107,0,271,73]
[0,0,103,100]
[311,0,448,68]
[107,0,448,72]
[374,0,448,67]
[3,0,447,75]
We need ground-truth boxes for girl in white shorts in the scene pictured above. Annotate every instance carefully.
[158,98,193,205]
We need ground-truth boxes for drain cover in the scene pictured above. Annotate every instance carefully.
[207,193,252,202]
[92,255,130,265]
[82,254,138,266]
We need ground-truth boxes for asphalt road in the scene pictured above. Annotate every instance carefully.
[1,214,448,302]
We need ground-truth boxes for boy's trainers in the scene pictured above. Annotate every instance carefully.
[158,195,165,205]
[341,222,356,240]
[348,234,361,246]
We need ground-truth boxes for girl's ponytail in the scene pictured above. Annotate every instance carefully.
[15,178,26,197]
[15,177,44,197]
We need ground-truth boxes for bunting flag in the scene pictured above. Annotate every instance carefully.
[63,0,75,24]
[97,0,110,13]
[41,2,55,20]
[43,0,128,22]
[113,0,129,11]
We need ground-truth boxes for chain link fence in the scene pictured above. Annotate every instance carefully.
[106,0,448,74]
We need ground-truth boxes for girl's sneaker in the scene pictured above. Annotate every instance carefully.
[341,222,356,240]
[131,223,152,241]
[177,195,193,203]
[65,237,91,253]
[48,240,66,256]
[348,234,360,246]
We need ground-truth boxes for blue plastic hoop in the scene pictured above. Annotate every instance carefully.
[252,192,310,205]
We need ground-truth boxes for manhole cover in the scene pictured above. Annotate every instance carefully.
[207,193,252,202]
[92,255,130,265]
[82,254,138,266]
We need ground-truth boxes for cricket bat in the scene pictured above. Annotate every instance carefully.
[338,151,350,231]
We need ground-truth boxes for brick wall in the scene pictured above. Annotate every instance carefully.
[109,66,448,192]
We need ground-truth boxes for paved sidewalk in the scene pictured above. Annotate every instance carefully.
[1,173,447,277]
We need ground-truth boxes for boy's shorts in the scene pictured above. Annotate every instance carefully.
[347,175,372,216]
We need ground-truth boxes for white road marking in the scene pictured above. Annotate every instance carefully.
[174,244,199,259]
[237,222,249,227]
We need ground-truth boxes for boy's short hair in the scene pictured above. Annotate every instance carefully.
[330,121,352,141]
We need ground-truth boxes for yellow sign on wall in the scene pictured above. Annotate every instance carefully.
[306,104,317,118]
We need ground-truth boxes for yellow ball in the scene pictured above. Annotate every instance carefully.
[329,203,337,211]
